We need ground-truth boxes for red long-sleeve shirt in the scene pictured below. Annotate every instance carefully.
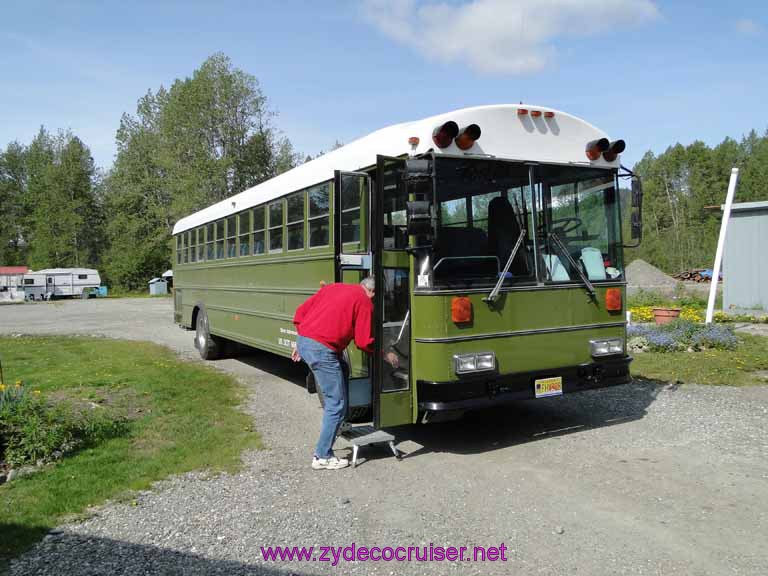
[293,283,374,353]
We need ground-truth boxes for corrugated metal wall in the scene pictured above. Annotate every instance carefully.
[723,205,768,311]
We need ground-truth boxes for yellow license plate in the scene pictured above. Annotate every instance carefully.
[534,376,563,398]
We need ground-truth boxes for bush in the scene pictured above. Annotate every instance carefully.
[627,320,739,353]
[0,382,128,468]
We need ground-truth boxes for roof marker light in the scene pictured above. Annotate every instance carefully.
[544,111,555,118]
[517,108,529,116]
[432,121,459,149]
[454,124,481,150]
[602,140,626,163]
[585,138,610,161]
[531,110,542,117]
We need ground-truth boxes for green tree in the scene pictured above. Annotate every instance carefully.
[0,141,29,264]
[105,53,298,289]
[24,129,103,270]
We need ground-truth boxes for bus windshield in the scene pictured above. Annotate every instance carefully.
[431,157,622,288]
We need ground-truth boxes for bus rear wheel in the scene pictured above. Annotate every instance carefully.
[195,308,220,360]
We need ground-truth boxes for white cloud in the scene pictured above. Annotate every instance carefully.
[734,19,762,35]
[361,0,659,74]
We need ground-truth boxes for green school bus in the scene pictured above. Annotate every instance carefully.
[172,104,643,428]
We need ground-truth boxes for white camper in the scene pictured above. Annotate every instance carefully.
[22,268,101,300]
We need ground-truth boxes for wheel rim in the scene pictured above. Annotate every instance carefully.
[197,315,207,350]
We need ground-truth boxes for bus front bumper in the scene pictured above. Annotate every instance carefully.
[417,356,632,412]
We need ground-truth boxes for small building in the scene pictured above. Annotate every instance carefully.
[0,266,29,301]
[722,201,768,311]
[148,277,168,296]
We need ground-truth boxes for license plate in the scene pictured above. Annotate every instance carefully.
[535,376,563,398]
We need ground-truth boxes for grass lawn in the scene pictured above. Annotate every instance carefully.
[0,336,260,569]
[631,333,768,386]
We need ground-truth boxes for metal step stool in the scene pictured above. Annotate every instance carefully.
[340,425,401,468]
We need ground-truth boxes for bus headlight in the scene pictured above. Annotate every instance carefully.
[454,352,496,375]
[590,338,624,357]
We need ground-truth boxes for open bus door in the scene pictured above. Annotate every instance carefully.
[372,156,413,428]
[334,170,374,421]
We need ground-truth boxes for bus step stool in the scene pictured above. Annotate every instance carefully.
[340,425,401,468]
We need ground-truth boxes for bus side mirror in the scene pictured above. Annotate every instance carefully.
[631,176,643,208]
[628,176,643,242]
[406,201,433,236]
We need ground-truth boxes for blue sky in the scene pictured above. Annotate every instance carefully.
[1,1,766,171]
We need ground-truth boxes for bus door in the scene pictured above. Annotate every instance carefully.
[334,171,373,420]
[373,156,413,428]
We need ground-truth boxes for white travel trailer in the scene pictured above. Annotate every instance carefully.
[22,268,101,300]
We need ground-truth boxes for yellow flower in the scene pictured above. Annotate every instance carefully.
[33,390,42,396]
[0,383,5,392]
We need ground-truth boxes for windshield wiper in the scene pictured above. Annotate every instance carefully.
[483,228,526,303]
[548,231,596,300]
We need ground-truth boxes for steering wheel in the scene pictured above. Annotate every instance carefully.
[550,217,583,235]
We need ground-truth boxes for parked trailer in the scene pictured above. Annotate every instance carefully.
[22,268,101,301]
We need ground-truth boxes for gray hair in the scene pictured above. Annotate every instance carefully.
[360,276,375,292]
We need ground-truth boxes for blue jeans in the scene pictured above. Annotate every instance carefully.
[297,335,347,458]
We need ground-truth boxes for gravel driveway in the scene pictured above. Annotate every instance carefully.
[2,298,767,575]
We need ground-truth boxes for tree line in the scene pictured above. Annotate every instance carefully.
[629,131,768,273]
[1,53,767,286]
[0,53,298,289]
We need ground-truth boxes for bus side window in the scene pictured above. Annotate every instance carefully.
[269,201,284,252]
[216,220,225,259]
[206,223,214,260]
[308,183,330,247]
[239,212,250,256]
[253,207,265,255]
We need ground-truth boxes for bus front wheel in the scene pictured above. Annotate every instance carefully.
[195,309,220,360]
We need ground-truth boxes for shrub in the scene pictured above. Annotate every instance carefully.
[0,382,128,468]
[629,306,654,323]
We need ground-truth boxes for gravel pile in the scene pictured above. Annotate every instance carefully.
[625,259,679,293]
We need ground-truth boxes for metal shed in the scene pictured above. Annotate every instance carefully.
[148,277,168,296]
[722,201,768,311]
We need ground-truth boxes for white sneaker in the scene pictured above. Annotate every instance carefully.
[312,456,349,470]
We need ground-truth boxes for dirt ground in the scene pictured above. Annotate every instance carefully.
[1,298,767,575]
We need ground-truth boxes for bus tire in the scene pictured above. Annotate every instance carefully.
[195,308,220,360]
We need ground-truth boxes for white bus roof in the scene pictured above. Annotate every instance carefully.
[173,104,617,235]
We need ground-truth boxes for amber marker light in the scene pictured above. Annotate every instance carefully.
[454,124,481,150]
[605,288,622,312]
[585,138,610,161]
[432,121,459,148]
[451,296,472,323]
[602,140,626,163]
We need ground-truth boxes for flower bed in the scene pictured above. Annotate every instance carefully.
[628,320,739,353]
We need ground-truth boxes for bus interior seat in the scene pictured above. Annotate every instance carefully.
[487,196,529,275]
